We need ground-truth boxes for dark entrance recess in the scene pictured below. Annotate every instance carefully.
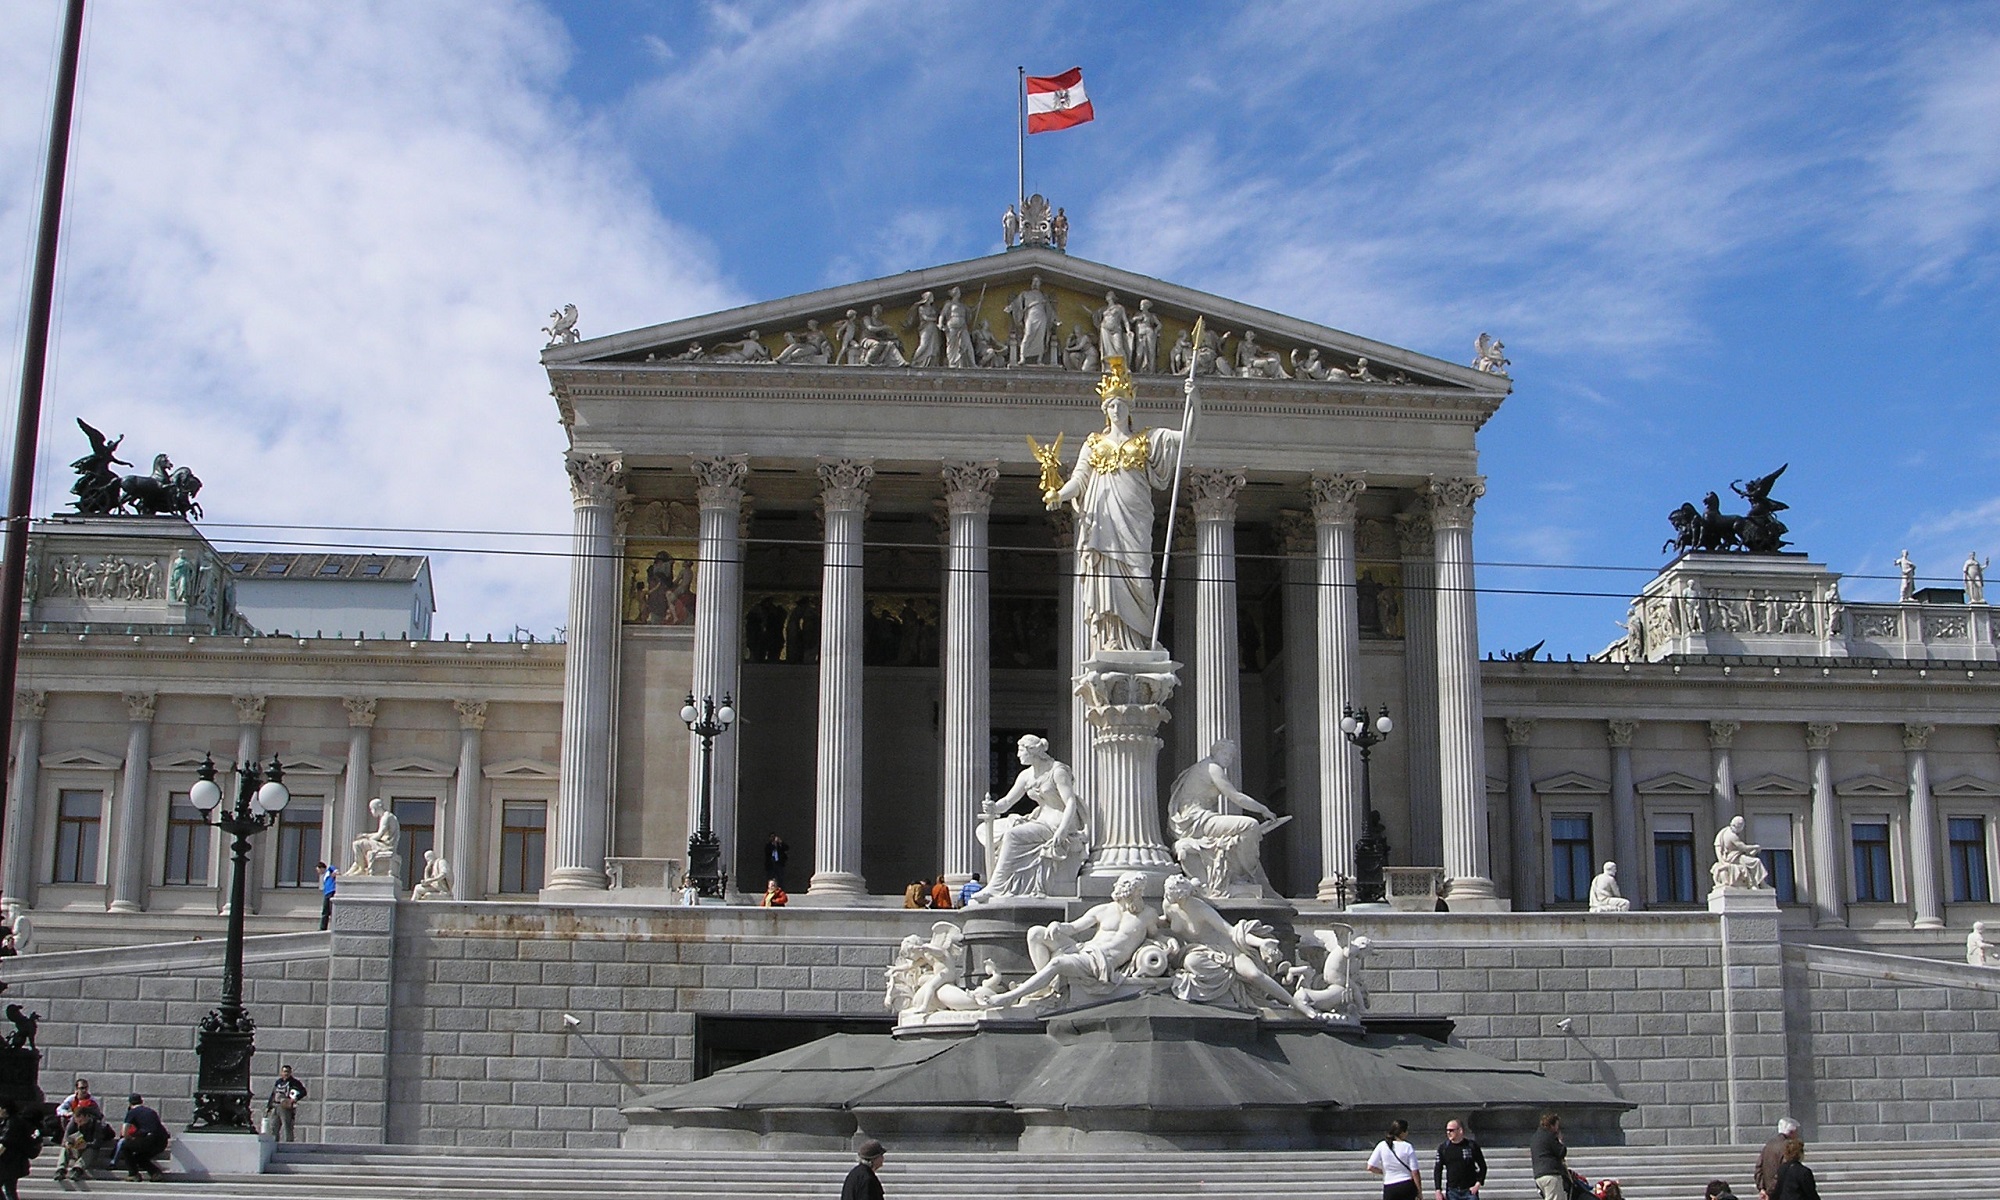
[693,1014,896,1079]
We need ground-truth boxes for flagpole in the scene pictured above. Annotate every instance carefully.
[1016,66,1026,218]
[1150,317,1205,650]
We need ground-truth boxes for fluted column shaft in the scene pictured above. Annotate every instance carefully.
[550,453,624,890]
[233,696,265,914]
[1905,724,1943,929]
[3,691,46,908]
[1189,469,1246,769]
[1608,720,1641,908]
[1399,510,1443,866]
[1806,723,1843,928]
[1311,474,1365,899]
[1708,721,1740,834]
[452,701,486,900]
[941,462,996,881]
[1430,476,1494,901]
[809,460,872,897]
[1052,511,1095,821]
[110,692,155,913]
[689,455,748,886]
[1505,719,1538,910]
[341,697,376,851]
[1278,513,1320,898]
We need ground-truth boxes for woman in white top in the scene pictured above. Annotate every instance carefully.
[1366,1118,1422,1200]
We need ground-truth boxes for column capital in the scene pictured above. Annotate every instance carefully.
[232,694,267,726]
[1805,721,1837,750]
[1187,467,1247,523]
[1396,508,1435,557]
[344,696,379,729]
[455,699,489,732]
[566,452,625,506]
[1503,717,1535,747]
[1902,723,1934,751]
[1706,719,1740,749]
[1425,475,1485,529]
[13,690,46,721]
[123,691,157,723]
[1308,473,1366,525]
[1606,718,1639,747]
[690,454,749,509]
[815,457,874,513]
[1277,509,1315,557]
[941,460,999,515]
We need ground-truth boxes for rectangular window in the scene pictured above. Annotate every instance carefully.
[1753,814,1797,904]
[391,799,436,884]
[1550,814,1594,904]
[163,792,210,886]
[1653,826,1698,904]
[274,804,324,888]
[54,789,102,884]
[1949,817,1991,904]
[1852,821,1893,903]
[499,801,548,894]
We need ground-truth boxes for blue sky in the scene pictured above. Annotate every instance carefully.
[3,1,1998,652]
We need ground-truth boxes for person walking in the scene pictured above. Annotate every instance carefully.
[114,1094,168,1181]
[841,1138,886,1200]
[1367,1119,1422,1200]
[1754,1117,1801,1200]
[265,1064,309,1141]
[1771,1141,1818,1200]
[0,1097,41,1200]
[1434,1117,1486,1200]
[1531,1112,1568,1200]
[318,862,336,930]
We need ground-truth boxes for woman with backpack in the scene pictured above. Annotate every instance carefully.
[1366,1118,1422,1200]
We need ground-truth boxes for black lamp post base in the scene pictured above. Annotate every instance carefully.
[190,1026,257,1131]
[687,830,725,898]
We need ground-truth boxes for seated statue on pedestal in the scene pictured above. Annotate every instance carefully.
[348,797,401,879]
[1710,816,1769,890]
[1588,861,1632,912]
[410,850,451,900]
[971,735,1088,902]
[981,872,1164,1008]
[1167,740,1290,897]
[1161,875,1322,1019]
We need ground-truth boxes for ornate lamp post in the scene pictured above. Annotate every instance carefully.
[1340,703,1394,905]
[680,693,735,898]
[185,751,288,1130]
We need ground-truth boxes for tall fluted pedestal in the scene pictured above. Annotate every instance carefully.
[940,463,996,883]
[689,456,748,888]
[549,453,623,892]
[808,460,872,899]
[1077,650,1180,888]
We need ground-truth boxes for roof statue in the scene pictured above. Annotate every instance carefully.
[69,418,127,514]
[68,420,203,520]
[543,303,579,347]
[1473,332,1510,374]
[1664,464,1791,555]
[1001,204,1020,248]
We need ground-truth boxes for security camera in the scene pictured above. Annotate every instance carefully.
[1555,1017,1573,1032]
[561,1013,581,1028]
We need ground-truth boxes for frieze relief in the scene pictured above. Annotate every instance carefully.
[43,554,164,601]
[1923,613,1969,640]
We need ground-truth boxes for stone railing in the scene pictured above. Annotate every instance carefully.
[1386,867,1447,912]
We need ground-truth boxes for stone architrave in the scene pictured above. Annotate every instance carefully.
[1904,723,1943,929]
[341,697,377,855]
[1309,473,1365,899]
[1504,719,1538,911]
[550,452,624,891]
[1805,722,1842,928]
[689,454,749,888]
[110,691,156,914]
[940,461,998,883]
[1708,720,1740,833]
[808,459,872,898]
[452,700,487,901]
[1428,476,1496,904]
[1607,719,1641,907]
[1398,507,1443,866]
[3,690,47,909]
[1188,468,1247,772]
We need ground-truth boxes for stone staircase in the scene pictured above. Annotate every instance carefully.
[19,1139,1989,1199]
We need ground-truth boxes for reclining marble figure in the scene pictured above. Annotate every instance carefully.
[980,872,1162,1008]
[885,922,1004,1024]
[1161,875,1323,1019]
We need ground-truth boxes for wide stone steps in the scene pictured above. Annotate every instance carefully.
[18,1140,1982,1200]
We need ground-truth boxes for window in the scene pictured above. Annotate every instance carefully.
[362,563,384,577]
[1949,817,1991,903]
[1550,814,1593,904]
[318,562,341,575]
[1753,814,1797,904]
[264,560,290,574]
[499,801,548,894]
[163,792,210,886]
[1852,821,1893,902]
[391,798,436,883]
[274,804,324,888]
[54,789,102,884]
[1653,821,1698,904]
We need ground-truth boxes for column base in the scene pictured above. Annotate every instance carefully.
[1443,876,1510,911]
[805,870,867,899]
[108,900,141,914]
[1315,876,1346,903]
[542,867,609,892]
[1914,915,1945,930]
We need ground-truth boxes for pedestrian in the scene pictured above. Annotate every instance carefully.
[1771,1141,1818,1200]
[1367,1118,1421,1200]
[765,833,789,889]
[318,861,336,930]
[762,879,789,907]
[929,875,952,910]
[1705,1182,1740,1200]
[114,1094,168,1181]
[902,880,925,909]
[1594,1183,1623,1200]
[53,1078,102,1181]
[841,1137,886,1200]
[1531,1112,1568,1200]
[265,1064,308,1141]
[1753,1117,1800,1200]
[680,880,699,905]
[1434,1117,1486,1200]
[958,873,984,907]
[0,1097,41,1200]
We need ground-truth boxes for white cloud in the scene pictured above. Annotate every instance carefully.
[1861,28,2000,284]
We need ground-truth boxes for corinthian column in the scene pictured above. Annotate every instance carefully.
[1429,475,1496,904]
[549,452,624,891]
[688,454,748,887]
[110,691,156,913]
[341,697,376,853]
[452,700,486,900]
[1806,722,1842,928]
[808,459,872,898]
[1189,468,1247,769]
[1708,720,1740,832]
[940,461,997,882]
[1277,511,1321,898]
[1608,719,1641,907]
[1505,718,1538,911]
[1399,507,1442,865]
[1905,723,1943,929]
[1311,473,1365,899]
[3,690,47,909]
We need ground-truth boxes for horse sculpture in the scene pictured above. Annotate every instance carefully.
[115,455,203,519]
[1665,466,1789,555]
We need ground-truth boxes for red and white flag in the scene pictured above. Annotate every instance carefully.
[1026,67,1093,133]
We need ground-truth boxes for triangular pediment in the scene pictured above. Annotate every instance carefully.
[1835,773,1904,798]
[372,754,454,777]
[482,757,557,780]
[1638,771,1711,795]
[149,749,229,772]
[40,747,123,770]
[1935,774,2000,797]
[544,248,1508,396]
[1739,773,1808,796]
[1535,770,1609,794]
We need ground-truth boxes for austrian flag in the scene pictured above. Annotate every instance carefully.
[1026,67,1094,133]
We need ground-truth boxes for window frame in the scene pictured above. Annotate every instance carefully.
[497,799,549,895]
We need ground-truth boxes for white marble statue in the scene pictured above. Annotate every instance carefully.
[885,921,1004,1024]
[1130,299,1161,373]
[1,900,31,955]
[971,735,1088,902]
[1235,331,1288,379]
[1286,929,1371,1023]
[906,293,944,368]
[1002,204,1020,248]
[1473,332,1510,374]
[1969,921,1998,968]
[1044,369,1183,654]
[938,287,976,369]
[348,797,402,878]
[410,850,451,900]
[774,320,832,365]
[1588,861,1631,912]
[1965,554,1987,605]
[981,872,1163,1007]
[1167,740,1290,897]
[1711,815,1770,890]
[1161,875,1322,1019]
[1094,292,1132,364]
[542,303,579,347]
[1006,274,1056,366]
[1898,549,1916,602]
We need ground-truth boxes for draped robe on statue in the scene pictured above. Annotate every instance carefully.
[1070,426,1181,653]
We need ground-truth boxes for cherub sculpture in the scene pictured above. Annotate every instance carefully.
[884,922,1003,1025]
[1285,929,1372,1024]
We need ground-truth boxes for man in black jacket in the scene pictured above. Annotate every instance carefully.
[841,1138,885,1200]
[1530,1112,1567,1200]
[1435,1118,1487,1200]
[114,1095,167,1181]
